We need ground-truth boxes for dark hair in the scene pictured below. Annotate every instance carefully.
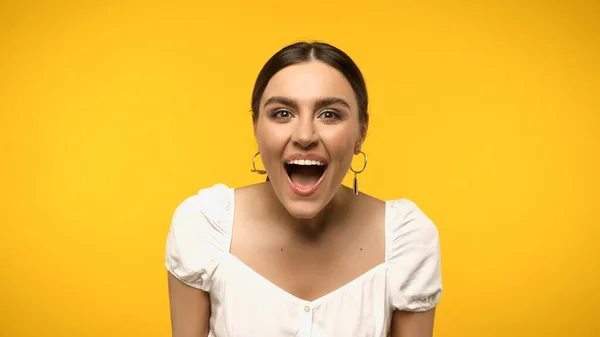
[251,41,369,127]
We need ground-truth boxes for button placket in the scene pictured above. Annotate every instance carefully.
[298,304,313,337]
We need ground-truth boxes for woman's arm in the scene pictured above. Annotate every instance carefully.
[167,272,211,337]
[390,308,436,337]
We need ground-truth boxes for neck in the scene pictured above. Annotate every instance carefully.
[267,183,353,242]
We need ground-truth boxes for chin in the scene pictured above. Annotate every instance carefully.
[282,199,327,220]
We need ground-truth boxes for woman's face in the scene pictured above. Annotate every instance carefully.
[254,60,365,219]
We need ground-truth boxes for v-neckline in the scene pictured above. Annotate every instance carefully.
[227,253,388,306]
[222,186,391,307]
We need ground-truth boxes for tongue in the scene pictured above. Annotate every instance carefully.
[290,166,322,188]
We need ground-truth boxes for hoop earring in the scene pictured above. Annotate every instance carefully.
[349,151,367,195]
[250,152,267,175]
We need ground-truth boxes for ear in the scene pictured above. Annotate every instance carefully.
[252,116,259,139]
[354,122,368,154]
[354,140,362,154]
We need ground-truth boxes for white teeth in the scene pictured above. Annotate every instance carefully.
[286,159,325,166]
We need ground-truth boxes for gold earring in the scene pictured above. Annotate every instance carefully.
[349,151,367,195]
[250,152,267,175]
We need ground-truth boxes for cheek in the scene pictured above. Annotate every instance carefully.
[319,126,359,152]
[319,127,359,169]
[256,124,289,167]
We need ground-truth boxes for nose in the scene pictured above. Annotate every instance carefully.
[291,116,319,149]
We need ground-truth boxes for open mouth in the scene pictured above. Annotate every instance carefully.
[284,160,327,190]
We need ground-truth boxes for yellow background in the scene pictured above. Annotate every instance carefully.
[1,0,598,336]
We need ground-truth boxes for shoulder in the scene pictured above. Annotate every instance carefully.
[169,183,234,247]
[385,198,440,254]
[385,198,443,312]
[165,183,234,291]
[172,183,232,223]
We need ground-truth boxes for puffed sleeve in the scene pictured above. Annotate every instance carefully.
[165,184,232,292]
[386,199,443,312]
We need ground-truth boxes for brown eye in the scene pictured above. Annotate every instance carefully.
[318,110,341,120]
[270,109,293,119]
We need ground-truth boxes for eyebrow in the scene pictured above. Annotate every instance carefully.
[263,96,351,111]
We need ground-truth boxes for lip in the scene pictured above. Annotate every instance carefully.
[283,152,329,197]
[284,152,329,164]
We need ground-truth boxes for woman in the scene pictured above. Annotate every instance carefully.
[165,41,442,337]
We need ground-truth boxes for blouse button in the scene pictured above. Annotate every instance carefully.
[304,306,310,312]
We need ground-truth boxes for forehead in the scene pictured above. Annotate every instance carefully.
[261,61,357,109]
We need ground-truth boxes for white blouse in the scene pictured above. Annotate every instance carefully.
[165,183,442,337]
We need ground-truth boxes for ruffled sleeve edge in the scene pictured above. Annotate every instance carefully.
[385,198,443,312]
[164,183,233,292]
